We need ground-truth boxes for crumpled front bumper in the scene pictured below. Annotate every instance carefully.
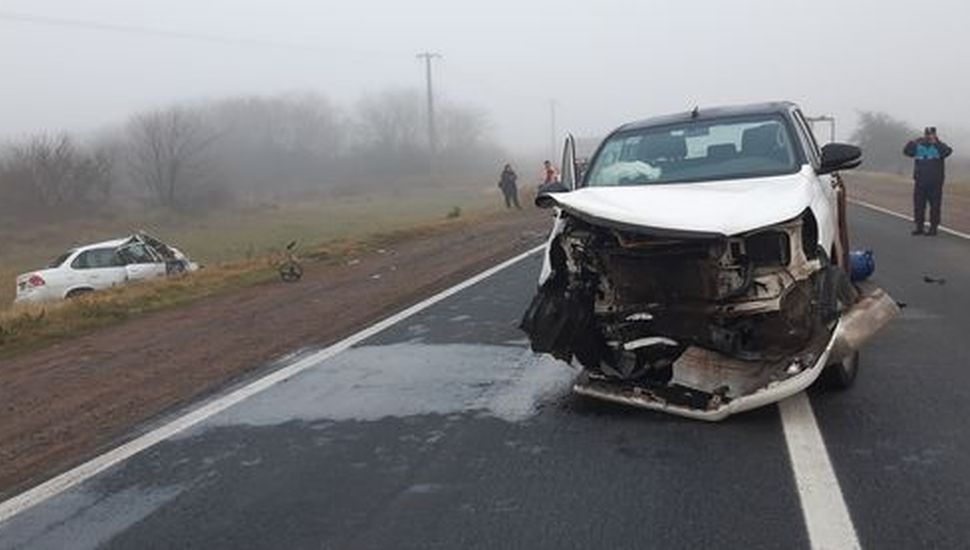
[573,337,834,421]
[573,285,899,421]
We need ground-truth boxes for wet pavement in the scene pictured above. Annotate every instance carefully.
[2,205,970,549]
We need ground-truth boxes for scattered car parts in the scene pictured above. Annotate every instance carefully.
[278,240,304,283]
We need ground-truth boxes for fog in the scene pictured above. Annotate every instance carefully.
[2,0,969,155]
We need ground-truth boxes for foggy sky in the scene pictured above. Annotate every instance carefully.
[2,0,969,155]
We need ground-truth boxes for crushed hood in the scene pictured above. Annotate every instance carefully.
[549,170,819,237]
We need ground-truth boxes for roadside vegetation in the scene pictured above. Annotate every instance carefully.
[0,185,497,304]
[851,111,970,176]
[0,87,517,302]
[0,85,546,358]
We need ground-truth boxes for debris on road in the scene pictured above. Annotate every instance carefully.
[849,250,876,281]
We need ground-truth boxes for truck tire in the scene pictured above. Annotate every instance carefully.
[823,351,859,390]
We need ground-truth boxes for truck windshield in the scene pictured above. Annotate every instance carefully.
[586,114,800,187]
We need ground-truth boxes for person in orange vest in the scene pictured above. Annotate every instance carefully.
[542,160,560,184]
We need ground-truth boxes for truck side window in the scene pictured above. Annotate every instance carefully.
[792,110,821,167]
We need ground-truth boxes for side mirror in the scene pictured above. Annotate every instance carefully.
[535,181,569,209]
[819,143,862,175]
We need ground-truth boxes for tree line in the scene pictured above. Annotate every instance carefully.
[0,88,499,220]
[850,111,966,176]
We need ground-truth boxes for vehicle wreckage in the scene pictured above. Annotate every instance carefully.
[521,102,899,420]
[14,232,199,304]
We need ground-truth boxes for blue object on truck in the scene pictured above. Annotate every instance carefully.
[849,250,875,282]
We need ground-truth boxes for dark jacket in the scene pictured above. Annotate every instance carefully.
[904,138,953,186]
[499,168,517,190]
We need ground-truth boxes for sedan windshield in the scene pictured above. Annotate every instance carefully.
[586,114,800,186]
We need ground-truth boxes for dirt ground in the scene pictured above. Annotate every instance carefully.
[0,208,550,497]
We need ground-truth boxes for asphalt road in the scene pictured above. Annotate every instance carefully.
[2,204,968,550]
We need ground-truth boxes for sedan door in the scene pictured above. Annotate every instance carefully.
[117,242,168,281]
[69,248,129,291]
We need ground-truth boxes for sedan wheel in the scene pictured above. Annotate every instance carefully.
[66,288,94,299]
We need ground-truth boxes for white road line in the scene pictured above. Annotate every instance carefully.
[851,198,970,240]
[0,244,546,525]
[779,393,861,550]
[780,197,970,550]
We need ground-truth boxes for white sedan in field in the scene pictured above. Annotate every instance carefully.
[14,233,198,304]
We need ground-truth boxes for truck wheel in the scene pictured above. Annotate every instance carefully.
[823,351,859,390]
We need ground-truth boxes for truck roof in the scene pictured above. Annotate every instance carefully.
[617,101,797,133]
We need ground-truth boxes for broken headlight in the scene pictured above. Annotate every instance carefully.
[743,230,790,267]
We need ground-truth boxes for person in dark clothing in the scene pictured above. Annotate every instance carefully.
[904,127,953,236]
[498,164,521,209]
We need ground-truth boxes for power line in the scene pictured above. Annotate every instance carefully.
[0,10,394,59]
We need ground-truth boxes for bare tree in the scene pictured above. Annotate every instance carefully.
[438,104,488,152]
[2,133,112,209]
[355,89,423,153]
[126,107,216,208]
[202,93,346,193]
[851,111,916,175]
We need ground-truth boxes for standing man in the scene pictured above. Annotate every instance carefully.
[904,127,953,236]
[498,163,521,209]
[542,160,560,185]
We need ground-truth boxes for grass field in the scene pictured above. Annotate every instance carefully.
[0,184,514,356]
[0,185,501,309]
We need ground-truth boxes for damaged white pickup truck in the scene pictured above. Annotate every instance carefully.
[521,102,899,420]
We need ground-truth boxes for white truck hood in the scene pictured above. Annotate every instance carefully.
[549,171,819,237]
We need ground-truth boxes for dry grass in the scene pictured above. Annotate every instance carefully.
[0,185,502,308]
[0,260,275,356]
[0,204,511,358]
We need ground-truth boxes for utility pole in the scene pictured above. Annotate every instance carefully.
[549,99,558,161]
[416,52,441,155]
